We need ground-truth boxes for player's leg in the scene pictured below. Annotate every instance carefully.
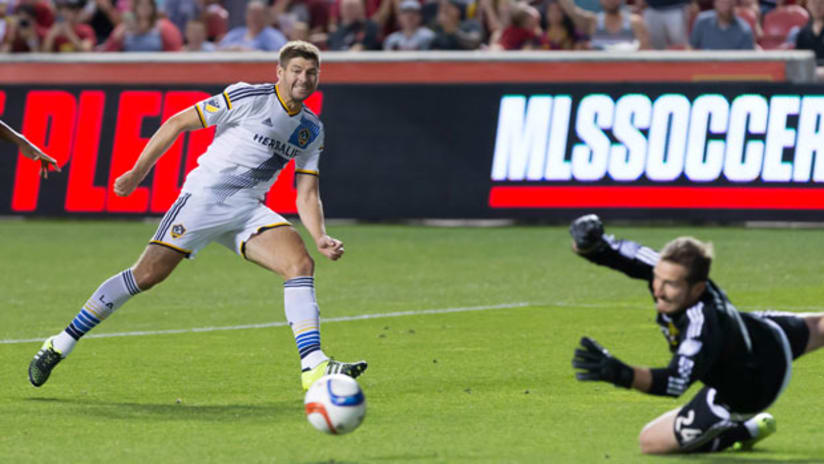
[754,310,822,357]
[28,193,200,387]
[638,407,680,454]
[639,387,771,454]
[28,244,185,387]
[800,313,824,354]
[242,225,366,389]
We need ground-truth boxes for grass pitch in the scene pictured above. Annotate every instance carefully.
[1,220,823,463]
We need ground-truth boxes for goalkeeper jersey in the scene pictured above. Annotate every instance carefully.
[582,235,794,412]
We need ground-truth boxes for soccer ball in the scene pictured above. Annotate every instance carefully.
[304,374,366,435]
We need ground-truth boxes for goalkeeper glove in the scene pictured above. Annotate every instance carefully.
[572,336,634,389]
[569,214,605,254]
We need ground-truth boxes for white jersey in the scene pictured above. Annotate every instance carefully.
[183,82,325,203]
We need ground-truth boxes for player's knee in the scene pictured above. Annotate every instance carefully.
[283,254,314,279]
[132,266,170,291]
[638,428,668,455]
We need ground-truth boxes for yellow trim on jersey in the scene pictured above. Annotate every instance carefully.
[194,104,207,128]
[274,84,301,117]
[239,222,292,259]
[223,91,233,109]
[295,169,319,176]
[256,222,291,234]
[150,240,192,256]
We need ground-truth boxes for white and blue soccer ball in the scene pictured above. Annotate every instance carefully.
[304,374,366,435]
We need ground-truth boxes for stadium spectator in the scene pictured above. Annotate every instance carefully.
[383,0,435,49]
[161,0,201,38]
[102,0,184,51]
[493,1,542,49]
[569,214,824,454]
[795,0,824,77]
[690,0,755,49]
[429,0,483,49]
[477,0,505,43]
[1,0,12,41]
[539,0,581,49]
[222,0,247,30]
[271,0,331,41]
[183,18,216,50]
[0,119,59,178]
[218,0,287,51]
[78,0,124,47]
[16,0,55,30]
[643,0,689,49]
[41,0,96,52]
[1,4,43,51]
[559,0,650,49]
[326,0,381,50]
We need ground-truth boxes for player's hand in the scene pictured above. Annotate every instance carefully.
[19,142,60,179]
[572,336,634,389]
[113,169,142,197]
[317,235,344,261]
[569,214,605,254]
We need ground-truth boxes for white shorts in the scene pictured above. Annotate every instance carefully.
[150,192,290,259]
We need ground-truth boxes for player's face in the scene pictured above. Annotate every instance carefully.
[651,260,704,314]
[278,57,319,103]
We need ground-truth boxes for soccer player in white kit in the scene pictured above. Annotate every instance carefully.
[28,41,367,391]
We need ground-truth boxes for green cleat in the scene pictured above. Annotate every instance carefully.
[734,412,776,451]
[28,337,64,387]
[301,359,368,391]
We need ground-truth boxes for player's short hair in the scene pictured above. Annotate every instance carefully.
[278,41,321,68]
[660,237,714,284]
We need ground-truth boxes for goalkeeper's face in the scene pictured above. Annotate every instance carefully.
[652,260,705,314]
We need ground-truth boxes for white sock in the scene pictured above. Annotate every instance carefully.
[55,269,141,356]
[283,276,328,371]
[743,416,762,438]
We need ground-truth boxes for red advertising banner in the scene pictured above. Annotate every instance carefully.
[1,87,323,216]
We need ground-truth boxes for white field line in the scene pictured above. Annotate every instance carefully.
[0,302,531,345]
[3,300,822,345]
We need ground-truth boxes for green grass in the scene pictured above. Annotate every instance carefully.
[1,220,823,463]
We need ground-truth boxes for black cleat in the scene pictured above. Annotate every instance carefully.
[28,338,63,387]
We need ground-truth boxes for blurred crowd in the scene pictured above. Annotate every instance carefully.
[1,0,822,56]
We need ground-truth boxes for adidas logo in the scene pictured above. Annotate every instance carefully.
[262,118,273,127]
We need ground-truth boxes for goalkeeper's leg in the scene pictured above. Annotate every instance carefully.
[639,387,773,454]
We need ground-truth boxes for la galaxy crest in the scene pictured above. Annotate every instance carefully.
[205,98,222,113]
[288,116,320,149]
[297,128,311,148]
[171,224,186,239]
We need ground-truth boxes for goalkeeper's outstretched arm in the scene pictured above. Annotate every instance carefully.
[569,214,658,281]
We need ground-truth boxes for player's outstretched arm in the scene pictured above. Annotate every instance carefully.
[114,107,202,197]
[1,119,61,178]
[572,336,653,392]
[295,173,344,261]
[569,214,656,281]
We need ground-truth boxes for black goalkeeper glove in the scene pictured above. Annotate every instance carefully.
[569,214,605,254]
[572,336,634,389]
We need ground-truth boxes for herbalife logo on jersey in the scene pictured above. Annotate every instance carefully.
[253,133,301,158]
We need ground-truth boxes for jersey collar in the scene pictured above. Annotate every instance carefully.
[275,84,302,117]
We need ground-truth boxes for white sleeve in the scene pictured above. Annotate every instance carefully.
[193,82,259,128]
[295,122,324,176]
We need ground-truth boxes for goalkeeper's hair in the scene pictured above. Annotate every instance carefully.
[660,237,713,284]
[278,41,321,68]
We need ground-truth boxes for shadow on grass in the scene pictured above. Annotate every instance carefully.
[23,396,299,423]
[664,451,824,464]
